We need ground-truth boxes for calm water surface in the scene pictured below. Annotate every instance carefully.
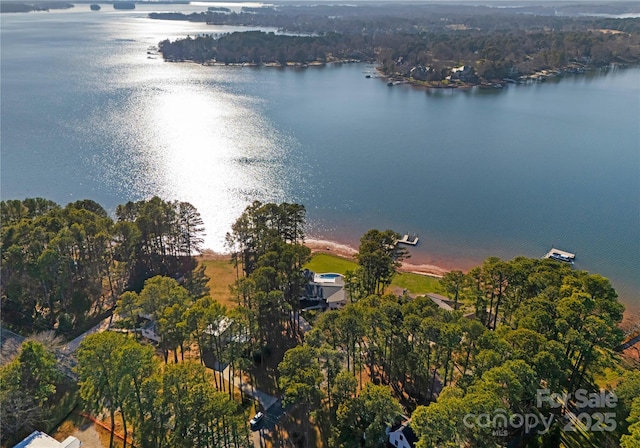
[1,6,639,312]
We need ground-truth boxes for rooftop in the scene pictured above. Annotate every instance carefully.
[14,431,81,448]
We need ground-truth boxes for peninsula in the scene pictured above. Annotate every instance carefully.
[152,3,640,87]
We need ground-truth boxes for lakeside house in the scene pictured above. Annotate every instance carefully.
[449,65,476,82]
[426,293,475,319]
[134,314,247,347]
[409,65,432,81]
[301,269,347,310]
[426,293,462,311]
[203,317,249,346]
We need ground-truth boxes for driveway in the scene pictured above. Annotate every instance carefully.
[59,314,118,356]
[250,399,290,447]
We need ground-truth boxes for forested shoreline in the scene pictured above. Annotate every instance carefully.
[0,2,73,13]
[153,4,640,85]
[2,197,639,447]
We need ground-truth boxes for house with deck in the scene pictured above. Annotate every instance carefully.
[301,269,347,310]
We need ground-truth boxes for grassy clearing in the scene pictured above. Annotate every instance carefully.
[199,253,442,311]
[305,253,441,296]
[304,253,358,274]
[389,272,441,295]
[199,258,240,309]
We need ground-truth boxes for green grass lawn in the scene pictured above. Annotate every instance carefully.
[390,271,441,295]
[200,253,442,306]
[199,258,241,308]
[304,253,440,296]
[304,253,358,274]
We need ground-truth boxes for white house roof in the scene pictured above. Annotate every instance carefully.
[14,431,81,448]
[204,317,233,337]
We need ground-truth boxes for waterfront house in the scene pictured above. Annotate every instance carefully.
[302,270,347,310]
[426,293,462,311]
[203,317,249,346]
[450,65,476,82]
[409,65,432,81]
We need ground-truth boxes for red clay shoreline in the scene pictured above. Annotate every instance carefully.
[305,237,449,278]
[200,237,452,278]
[199,237,638,321]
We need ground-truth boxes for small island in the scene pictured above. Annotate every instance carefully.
[113,1,135,10]
[0,1,73,13]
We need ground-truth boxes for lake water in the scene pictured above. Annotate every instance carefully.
[1,5,639,313]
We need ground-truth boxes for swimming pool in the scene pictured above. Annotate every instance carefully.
[318,273,342,279]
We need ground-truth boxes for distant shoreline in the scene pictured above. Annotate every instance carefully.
[378,62,636,91]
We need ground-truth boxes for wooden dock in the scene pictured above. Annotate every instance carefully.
[397,234,419,246]
[544,248,575,263]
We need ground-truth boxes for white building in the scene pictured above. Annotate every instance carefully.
[14,431,81,448]
[387,422,418,448]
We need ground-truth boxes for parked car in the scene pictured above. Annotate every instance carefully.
[250,411,264,427]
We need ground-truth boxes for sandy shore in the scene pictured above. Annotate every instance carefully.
[200,238,450,278]
[303,238,449,277]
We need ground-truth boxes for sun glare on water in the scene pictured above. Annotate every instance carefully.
[137,80,288,251]
[190,2,272,8]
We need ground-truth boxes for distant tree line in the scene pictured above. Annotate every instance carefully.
[149,4,640,36]
[157,24,640,82]
[377,28,640,82]
[151,4,640,83]
[0,197,206,336]
[0,2,73,13]
[158,31,373,65]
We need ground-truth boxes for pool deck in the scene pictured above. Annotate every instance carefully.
[313,273,344,284]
